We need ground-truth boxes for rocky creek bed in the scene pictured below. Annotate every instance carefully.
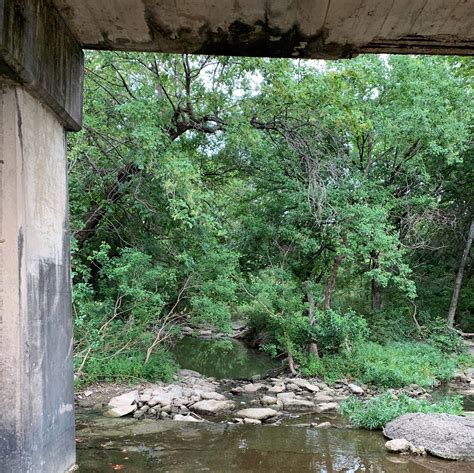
[75,366,474,470]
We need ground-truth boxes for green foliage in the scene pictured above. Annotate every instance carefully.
[73,244,179,384]
[312,309,369,355]
[70,52,473,385]
[240,268,309,358]
[340,392,463,430]
[422,319,467,354]
[300,342,460,388]
[74,350,176,387]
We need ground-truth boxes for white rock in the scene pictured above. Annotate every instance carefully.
[277,392,296,400]
[348,383,364,395]
[235,408,278,420]
[243,383,266,393]
[261,395,277,405]
[139,393,153,403]
[291,378,320,392]
[173,414,204,422]
[385,439,412,453]
[243,418,262,425]
[315,402,338,413]
[268,384,285,393]
[313,393,335,403]
[105,404,137,417]
[190,400,235,416]
[315,421,332,429]
[282,398,314,409]
[201,392,227,401]
[108,390,139,408]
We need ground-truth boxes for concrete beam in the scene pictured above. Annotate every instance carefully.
[0,0,84,131]
[0,85,75,472]
[52,0,474,58]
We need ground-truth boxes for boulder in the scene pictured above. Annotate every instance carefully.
[385,439,411,453]
[190,400,235,416]
[313,393,335,403]
[282,398,314,410]
[315,402,338,413]
[242,383,266,393]
[268,384,286,393]
[108,390,139,409]
[105,404,137,417]
[235,408,278,420]
[139,393,153,403]
[261,395,277,406]
[277,392,296,401]
[348,383,364,395]
[243,418,262,425]
[315,421,332,429]
[291,378,320,393]
[201,392,227,401]
[133,405,149,419]
[384,413,474,461]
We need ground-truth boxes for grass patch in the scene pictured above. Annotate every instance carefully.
[340,392,463,430]
[300,341,462,388]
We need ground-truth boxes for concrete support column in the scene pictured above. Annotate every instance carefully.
[0,84,75,472]
[0,1,83,471]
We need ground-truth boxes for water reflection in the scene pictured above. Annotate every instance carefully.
[172,337,280,379]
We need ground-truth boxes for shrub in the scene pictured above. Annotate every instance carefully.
[312,308,369,355]
[241,268,309,359]
[422,318,466,354]
[340,392,463,430]
[74,349,177,388]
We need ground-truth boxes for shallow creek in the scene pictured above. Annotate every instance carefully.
[76,339,474,472]
[76,410,474,472]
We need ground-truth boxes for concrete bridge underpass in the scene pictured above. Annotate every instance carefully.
[0,0,473,471]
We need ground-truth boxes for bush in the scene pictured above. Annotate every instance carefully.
[422,318,466,354]
[312,308,369,355]
[340,392,463,430]
[75,350,177,387]
[241,268,309,358]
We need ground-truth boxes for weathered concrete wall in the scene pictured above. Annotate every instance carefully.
[0,85,75,472]
[53,0,474,57]
[0,0,84,130]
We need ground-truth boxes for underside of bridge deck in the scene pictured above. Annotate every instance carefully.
[53,0,474,58]
[0,0,472,471]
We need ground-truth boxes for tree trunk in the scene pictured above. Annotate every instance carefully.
[323,254,344,311]
[304,281,319,357]
[447,219,474,328]
[371,279,382,311]
[370,252,382,311]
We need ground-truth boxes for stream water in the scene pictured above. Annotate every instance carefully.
[76,339,474,472]
[76,411,473,472]
[171,337,281,379]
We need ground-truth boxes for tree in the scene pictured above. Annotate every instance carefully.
[447,220,474,328]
